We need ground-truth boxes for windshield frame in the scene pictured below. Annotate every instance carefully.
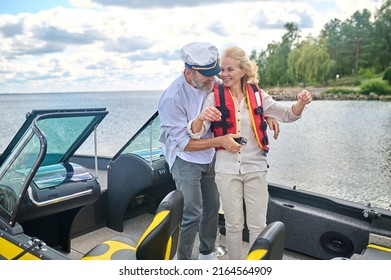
[112,111,162,165]
[0,109,108,228]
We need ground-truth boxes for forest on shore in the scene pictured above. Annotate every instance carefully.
[250,0,391,99]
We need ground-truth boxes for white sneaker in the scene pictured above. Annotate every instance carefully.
[198,252,218,260]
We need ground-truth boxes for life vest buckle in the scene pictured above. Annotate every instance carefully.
[211,121,233,130]
[254,107,263,115]
[217,106,230,118]
[261,121,268,131]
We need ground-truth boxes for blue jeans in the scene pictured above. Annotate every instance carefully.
[171,156,220,260]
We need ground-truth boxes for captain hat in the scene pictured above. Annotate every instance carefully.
[181,42,221,77]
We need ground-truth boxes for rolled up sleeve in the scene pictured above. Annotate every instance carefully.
[159,98,190,151]
[262,91,301,123]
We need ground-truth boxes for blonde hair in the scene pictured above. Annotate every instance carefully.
[221,47,259,89]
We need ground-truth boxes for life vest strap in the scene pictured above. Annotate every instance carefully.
[250,84,269,149]
[211,121,233,129]
[216,106,230,118]
[261,121,268,131]
[218,83,228,135]
[254,107,263,115]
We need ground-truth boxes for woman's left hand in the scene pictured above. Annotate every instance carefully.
[298,90,312,105]
[266,117,280,140]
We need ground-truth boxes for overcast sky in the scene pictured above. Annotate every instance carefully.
[0,0,383,93]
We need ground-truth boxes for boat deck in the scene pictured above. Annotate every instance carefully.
[67,164,314,260]
[67,212,313,260]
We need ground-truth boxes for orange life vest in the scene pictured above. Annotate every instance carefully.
[211,83,269,153]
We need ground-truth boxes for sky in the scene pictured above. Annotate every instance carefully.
[0,0,384,93]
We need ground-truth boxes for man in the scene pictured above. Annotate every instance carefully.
[158,42,239,260]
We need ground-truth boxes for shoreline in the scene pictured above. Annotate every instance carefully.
[265,86,391,101]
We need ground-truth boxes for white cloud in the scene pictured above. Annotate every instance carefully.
[0,0,382,93]
[69,0,96,8]
[335,0,383,16]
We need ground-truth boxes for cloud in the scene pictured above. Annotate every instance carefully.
[0,0,380,93]
[0,1,321,93]
[15,42,67,56]
[208,21,229,36]
[127,50,180,62]
[252,6,314,29]
[0,20,24,37]
[2,37,67,58]
[298,11,314,28]
[91,0,262,9]
[104,36,154,53]
[33,26,105,44]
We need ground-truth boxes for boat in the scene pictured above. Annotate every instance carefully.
[1,108,391,261]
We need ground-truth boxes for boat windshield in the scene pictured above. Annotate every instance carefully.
[37,114,105,166]
[0,109,108,226]
[115,112,162,163]
[0,129,41,220]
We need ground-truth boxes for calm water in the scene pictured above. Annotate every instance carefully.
[1,91,390,209]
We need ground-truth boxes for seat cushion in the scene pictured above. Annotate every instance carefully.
[246,221,285,260]
[82,236,137,260]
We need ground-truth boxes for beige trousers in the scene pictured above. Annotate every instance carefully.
[216,171,269,259]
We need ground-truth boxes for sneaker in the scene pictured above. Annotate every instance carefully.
[198,252,218,260]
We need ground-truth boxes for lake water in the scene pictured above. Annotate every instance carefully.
[1,91,390,210]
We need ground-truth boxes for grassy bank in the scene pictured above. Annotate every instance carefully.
[265,73,391,101]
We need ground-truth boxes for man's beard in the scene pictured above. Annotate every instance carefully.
[191,72,214,93]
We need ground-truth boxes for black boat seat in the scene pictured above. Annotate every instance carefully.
[81,190,183,260]
[246,221,286,260]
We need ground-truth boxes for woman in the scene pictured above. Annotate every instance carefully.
[189,46,312,259]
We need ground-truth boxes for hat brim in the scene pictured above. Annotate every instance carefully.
[197,64,221,77]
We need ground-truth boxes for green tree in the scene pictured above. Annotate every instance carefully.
[288,36,333,86]
[265,42,290,86]
[373,0,391,70]
[250,49,267,85]
[256,23,300,86]
[321,19,342,80]
[282,22,301,49]
[383,67,391,85]
[340,9,373,78]
[251,0,390,88]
